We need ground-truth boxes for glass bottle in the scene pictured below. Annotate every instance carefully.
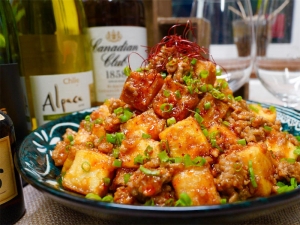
[0,110,26,224]
[11,0,95,127]
[0,0,31,141]
[82,0,148,104]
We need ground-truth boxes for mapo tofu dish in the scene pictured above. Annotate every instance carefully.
[52,26,300,206]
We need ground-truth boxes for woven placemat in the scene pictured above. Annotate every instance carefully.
[14,185,300,225]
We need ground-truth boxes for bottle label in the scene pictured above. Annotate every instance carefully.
[30,71,93,125]
[88,26,147,102]
[0,135,18,205]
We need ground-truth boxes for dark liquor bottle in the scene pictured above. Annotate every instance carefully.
[82,0,148,104]
[0,110,26,224]
[0,0,31,142]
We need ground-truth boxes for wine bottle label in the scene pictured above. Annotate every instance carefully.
[30,71,94,125]
[88,26,147,102]
[0,135,18,205]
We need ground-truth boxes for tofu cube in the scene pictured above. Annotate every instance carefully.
[120,109,165,140]
[237,143,275,197]
[152,76,199,121]
[194,60,217,85]
[119,138,161,168]
[159,117,210,158]
[62,150,115,196]
[248,103,276,124]
[172,165,221,205]
[120,70,164,111]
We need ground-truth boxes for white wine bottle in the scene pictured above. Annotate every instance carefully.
[0,110,26,224]
[0,0,31,141]
[11,0,95,127]
[82,0,147,104]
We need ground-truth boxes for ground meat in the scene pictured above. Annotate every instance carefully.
[213,153,250,202]
[276,161,300,182]
[113,186,135,205]
[240,126,265,143]
[152,185,175,206]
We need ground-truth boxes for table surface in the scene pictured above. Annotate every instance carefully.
[13,184,300,225]
[14,82,300,225]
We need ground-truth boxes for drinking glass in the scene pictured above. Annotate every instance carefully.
[255,0,300,108]
[190,0,255,92]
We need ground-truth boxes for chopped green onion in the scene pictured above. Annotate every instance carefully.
[222,121,230,127]
[221,81,228,89]
[191,58,197,65]
[144,145,153,158]
[281,158,296,164]
[194,112,204,124]
[94,118,103,124]
[234,96,243,101]
[295,136,300,141]
[163,89,170,97]
[269,105,276,113]
[220,199,227,204]
[216,67,222,76]
[210,88,225,100]
[67,135,74,142]
[160,103,173,113]
[202,128,209,137]
[174,157,183,163]
[103,177,110,186]
[85,115,91,121]
[248,160,257,188]
[81,161,91,172]
[175,193,192,206]
[294,147,300,155]
[86,141,94,148]
[183,154,193,167]
[85,193,101,201]
[234,162,243,171]
[200,70,209,79]
[124,173,131,184]
[119,108,133,123]
[200,84,207,92]
[102,195,114,202]
[123,66,131,76]
[204,102,211,110]
[237,139,247,146]
[139,165,160,176]
[134,154,144,165]
[158,151,169,162]
[112,148,120,158]
[249,105,259,113]
[142,133,151,139]
[161,72,167,79]
[144,198,155,206]
[116,132,125,145]
[113,159,122,167]
[175,90,181,99]
[114,107,123,115]
[135,67,142,72]
[193,156,206,166]
[167,117,176,126]
[264,125,272,132]
[106,133,116,144]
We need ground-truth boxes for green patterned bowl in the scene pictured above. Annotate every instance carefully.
[15,102,300,224]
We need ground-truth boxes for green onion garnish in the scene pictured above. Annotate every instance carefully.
[204,102,211,110]
[249,105,259,113]
[293,147,300,155]
[234,96,243,101]
[134,154,144,165]
[248,160,257,188]
[191,58,197,65]
[123,66,131,76]
[124,173,131,184]
[158,150,169,162]
[144,198,155,206]
[200,70,209,79]
[194,112,204,124]
[216,67,222,76]
[81,161,91,172]
[160,103,173,113]
[161,72,167,79]
[175,90,181,99]
[264,126,272,132]
[119,108,133,123]
[114,107,123,115]
[163,89,170,97]
[167,117,176,126]
[112,148,120,158]
[269,105,276,113]
[106,133,116,144]
[220,199,227,204]
[139,165,160,176]
[113,159,122,167]
[142,133,151,139]
[237,139,246,146]
[103,177,110,186]
[175,193,192,206]
[85,115,91,121]
[85,193,101,201]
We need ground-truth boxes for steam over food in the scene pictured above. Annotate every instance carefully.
[52,24,300,206]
